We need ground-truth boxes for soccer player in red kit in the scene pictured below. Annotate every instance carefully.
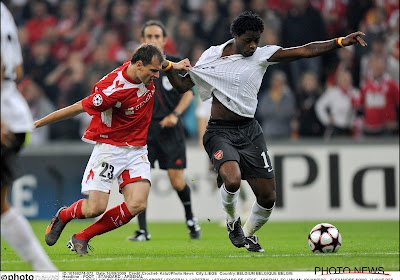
[35,44,186,255]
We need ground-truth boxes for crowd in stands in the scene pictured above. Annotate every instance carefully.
[5,0,399,144]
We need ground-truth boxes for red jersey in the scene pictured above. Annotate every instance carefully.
[81,60,155,146]
[358,74,399,130]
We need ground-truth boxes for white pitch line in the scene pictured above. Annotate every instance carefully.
[1,252,398,264]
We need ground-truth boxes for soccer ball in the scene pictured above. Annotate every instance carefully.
[308,223,342,253]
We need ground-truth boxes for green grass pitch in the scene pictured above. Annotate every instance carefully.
[1,220,398,271]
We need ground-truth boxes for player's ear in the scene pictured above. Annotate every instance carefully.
[140,37,145,44]
[136,60,143,69]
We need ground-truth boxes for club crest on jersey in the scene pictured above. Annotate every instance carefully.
[93,94,103,106]
[137,84,148,98]
[214,150,223,160]
[140,155,149,163]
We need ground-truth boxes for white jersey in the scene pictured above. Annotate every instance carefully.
[188,39,281,118]
[1,2,33,133]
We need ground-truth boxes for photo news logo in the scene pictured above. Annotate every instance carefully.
[0,273,34,280]
[315,266,389,276]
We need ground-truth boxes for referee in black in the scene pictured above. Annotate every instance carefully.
[128,20,201,241]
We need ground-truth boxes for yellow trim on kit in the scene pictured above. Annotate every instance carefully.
[24,132,31,146]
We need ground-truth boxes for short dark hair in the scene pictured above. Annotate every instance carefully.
[230,11,264,37]
[131,43,164,65]
[141,20,167,37]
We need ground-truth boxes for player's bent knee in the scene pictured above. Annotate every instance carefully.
[220,171,241,190]
[85,207,106,218]
[223,178,241,192]
[125,201,147,216]
[257,192,276,209]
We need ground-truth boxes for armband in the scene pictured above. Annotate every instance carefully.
[162,60,173,72]
[334,37,345,48]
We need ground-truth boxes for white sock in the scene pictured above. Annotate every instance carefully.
[1,207,58,271]
[220,184,240,223]
[243,201,274,237]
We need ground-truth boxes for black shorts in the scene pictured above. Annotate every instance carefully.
[203,118,274,180]
[1,133,26,188]
[147,121,186,170]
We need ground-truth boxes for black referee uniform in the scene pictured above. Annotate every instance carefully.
[147,54,188,170]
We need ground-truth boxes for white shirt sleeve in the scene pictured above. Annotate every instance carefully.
[194,46,217,67]
[255,45,282,64]
[315,89,333,126]
[1,2,23,79]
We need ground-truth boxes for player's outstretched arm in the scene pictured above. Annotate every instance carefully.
[162,59,195,94]
[269,31,367,63]
[34,101,85,128]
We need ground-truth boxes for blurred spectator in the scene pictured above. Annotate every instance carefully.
[326,45,360,87]
[58,51,86,106]
[174,18,197,59]
[18,78,55,145]
[186,0,205,14]
[266,0,292,17]
[256,71,296,139]
[48,54,83,140]
[376,0,399,18]
[295,71,325,138]
[104,0,130,45]
[85,45,119,89]
[45,51,86,109]
[216,0,246,46]
[158,0,183,42]
[250,0,281,34]
[24,39,58,103]
[228,0,246,20]
[311,0,348,37]
[193,0,225,46]
[17,26,30,64]
[99,29,126,63]
[54,0,78,41]
[281,0,328,89]
[360,6,389,50]
[346,0,374,38]
[360,34,387,81]
[125,25,146,57]
[132,0,158,26]
[387,40,399,84]
[25,0,56,46]
[357,55,399,136]
[81,1,106,38]
[386,9,399,56]
[315,69,360,138]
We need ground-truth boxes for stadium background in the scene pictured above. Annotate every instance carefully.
[4,0,399,221]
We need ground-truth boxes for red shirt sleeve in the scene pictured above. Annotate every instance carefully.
[82,87,119,116]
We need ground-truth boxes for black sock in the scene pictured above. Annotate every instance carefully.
[177,185,193,221]
[137,209,148,233]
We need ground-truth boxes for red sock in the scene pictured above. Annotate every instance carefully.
[59,199,85,224]
[75,202,134,241]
